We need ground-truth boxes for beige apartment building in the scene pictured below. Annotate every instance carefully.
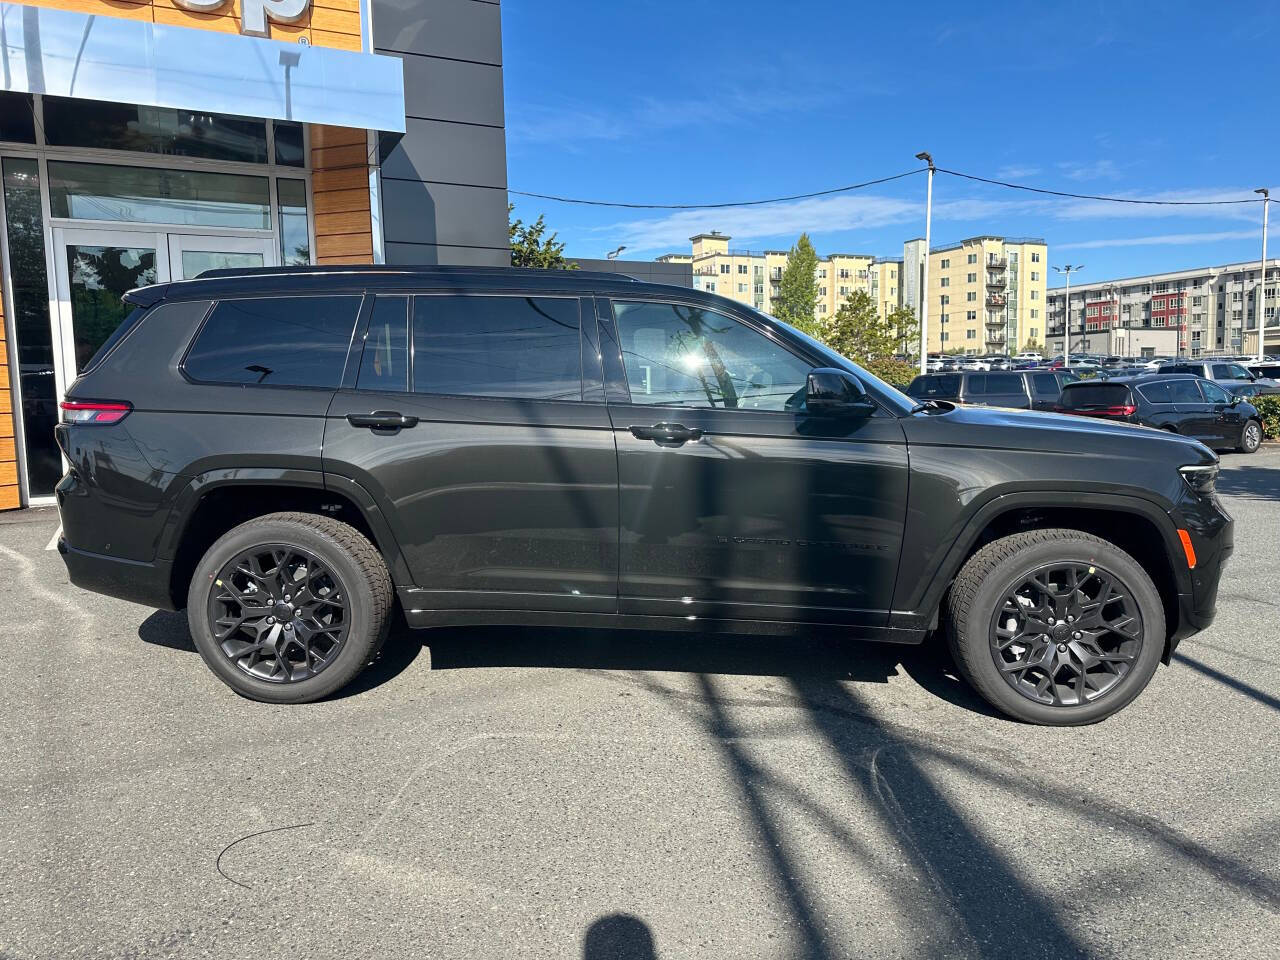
[658,233,904,324]
[904,236,1049,356]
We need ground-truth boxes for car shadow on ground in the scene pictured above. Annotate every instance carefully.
[136,609,1000,718]
[1215,455,1280,501]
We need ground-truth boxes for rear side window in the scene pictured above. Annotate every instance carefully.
[908,374,960,398]
[413,295,581,401]
[1060,383,1131,407]
[973,373,1022,395]
[1210,364,1234,379]
[1138,381,1175,404]
[184,295,361,387]
[1032,373,1059,395]
[1170,379,1203,402]
[358,296,409,392]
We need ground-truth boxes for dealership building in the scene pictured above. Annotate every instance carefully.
[0,0,509,510]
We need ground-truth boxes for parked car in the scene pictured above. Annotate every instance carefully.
[56,265,1232,725]
[1247,362,1280,381]
[1056,375,1263,452]
[1226,381,1280,400]
[1158,360,1280,392]
[906,369,1080,410]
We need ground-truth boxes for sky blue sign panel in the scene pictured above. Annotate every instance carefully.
[0,2,405,132]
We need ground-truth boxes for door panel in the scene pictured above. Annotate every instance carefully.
[323,293,619,610]
[599,297,908,626]
[167,234,274,280]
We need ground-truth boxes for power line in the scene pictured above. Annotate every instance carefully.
[509,169,926,209]
[511,165,1265,210]
[936,167,1261,206]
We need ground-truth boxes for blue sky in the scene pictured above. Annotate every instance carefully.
[501,1,1277,287]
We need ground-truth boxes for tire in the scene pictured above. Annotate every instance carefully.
[1238,418,1262,454]
[945,529,1165,726]
[186,512,392,704]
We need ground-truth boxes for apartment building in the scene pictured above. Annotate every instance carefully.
[1046,259,1280,357]
[904,236,1049,356]
[658,233,903,322]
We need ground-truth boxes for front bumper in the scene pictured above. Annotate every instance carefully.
[58,538,176,611]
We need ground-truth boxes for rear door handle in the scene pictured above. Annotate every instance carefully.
[347,411,419,430]
[629,422,703,446]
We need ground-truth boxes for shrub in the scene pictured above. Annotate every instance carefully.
[1253,395,1280,439]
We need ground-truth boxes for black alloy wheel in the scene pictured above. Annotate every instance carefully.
[207,544,350,683]
[990,562,1143,707]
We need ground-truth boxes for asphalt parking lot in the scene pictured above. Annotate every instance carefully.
[2,450,1278,960]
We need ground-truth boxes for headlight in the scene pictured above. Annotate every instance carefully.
[1179,463,1219,496]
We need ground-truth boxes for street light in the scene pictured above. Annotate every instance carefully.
[1256,188,1270,363]
[606,245,627,260]
[915,151,935,376]
[1053,265,1083,358]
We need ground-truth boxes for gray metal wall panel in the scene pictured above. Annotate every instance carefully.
[381,179,509,248]
[385,241,508,266]
[373,0,501,64]
[372,0,508,266]
[393,52,504,126]
[381,118,507,188]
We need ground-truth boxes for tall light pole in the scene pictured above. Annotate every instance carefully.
[1053,265,1082,358]
[916,151,935,376]
[1256,188,1269,363]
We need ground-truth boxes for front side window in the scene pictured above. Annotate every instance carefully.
[612,301,810,411]
[413,295,581,401]
[1200,380,1231,403]
[185,296,361,387]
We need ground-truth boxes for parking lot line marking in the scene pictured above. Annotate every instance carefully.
[46,527,62,552]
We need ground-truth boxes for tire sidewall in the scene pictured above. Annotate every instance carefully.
[958,537,1165,725]
[187,518,381,703]
[1241,419,1262,454]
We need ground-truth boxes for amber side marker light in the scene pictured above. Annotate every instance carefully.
[1177,529,1197,570]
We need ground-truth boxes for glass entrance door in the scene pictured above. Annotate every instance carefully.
[50,227,170,401]
[168,234,275,280]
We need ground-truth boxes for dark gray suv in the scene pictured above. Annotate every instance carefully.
[55,266,1232,725]
[906,370,1080,410]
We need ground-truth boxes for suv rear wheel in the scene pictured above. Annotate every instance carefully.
[945,529,1165,725]
[1238,418,1262,454]
[186,512,392,703]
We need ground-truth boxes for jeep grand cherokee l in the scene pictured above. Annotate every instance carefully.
[55,266,1232,725]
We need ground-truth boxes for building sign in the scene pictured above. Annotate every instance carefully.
[173,0,311,39]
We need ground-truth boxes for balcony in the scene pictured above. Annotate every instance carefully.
[986,294,1007,309]
[986,258,1008,271]
[986,274,1007,288]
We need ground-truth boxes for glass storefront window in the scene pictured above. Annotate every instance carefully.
[43,98,269,164]
[2,159,60,496]
[0,94,37,144]
[48,161,270,229]
[277,178,310,265]
[274,122,305,167]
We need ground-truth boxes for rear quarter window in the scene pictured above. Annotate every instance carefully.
[80,306,147,374]
[184,295,362,388]
[1060,383,1132,407]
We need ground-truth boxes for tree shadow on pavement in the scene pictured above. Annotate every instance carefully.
[1215,459,1280,501]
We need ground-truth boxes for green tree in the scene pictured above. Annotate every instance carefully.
[773,233,820,335]
[508,204,576,269]
[1019,339,1045,356]
[821,290,916,385]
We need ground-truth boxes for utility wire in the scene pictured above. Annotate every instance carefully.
[508,169,926,209]
[936,167,1262,206]
[512,166,1264,210]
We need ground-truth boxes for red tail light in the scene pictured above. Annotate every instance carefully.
[1106,404,1138,416]
[60,400,132,425]
[1054,404,1136,417]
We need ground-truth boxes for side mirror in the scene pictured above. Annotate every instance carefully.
[806,368,877,419]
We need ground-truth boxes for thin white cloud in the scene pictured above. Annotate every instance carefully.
[1057,159,1122,181]
[996,164,1041,179]
[1059,229,1261,250]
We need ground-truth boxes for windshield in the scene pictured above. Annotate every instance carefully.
[1060,382,1132,408]
[748,306,919,415]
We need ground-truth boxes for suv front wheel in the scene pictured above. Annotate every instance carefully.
[187,512,392,703]
[945,529,1165,725]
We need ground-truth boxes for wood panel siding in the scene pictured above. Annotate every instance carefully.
[309,125,374,265]
[0,291,18,510]
[12,0,362,51]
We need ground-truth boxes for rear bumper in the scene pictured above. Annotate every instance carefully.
[58,538,176,611]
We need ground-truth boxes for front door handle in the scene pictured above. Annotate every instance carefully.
[347,411,419,430]
[630,422,703,446]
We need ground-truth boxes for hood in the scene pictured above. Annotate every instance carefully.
[908,402,1216,464]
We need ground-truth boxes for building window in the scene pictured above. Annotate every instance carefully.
[940,277,950,287]
[940,258,950,269]
[1031,252,1041,263]
[966,329,976,339]
[1031,309,1039,319]
[967,272,977,282]
[737,283,747,293]
[967,253,977,264]
[966,310,976,320]
[940,332,949,342]
[1030,290,1039,300]
[941,295,950,305]
[1030,271,1039,281]
[738,264,748,274]
[967,292,976,301]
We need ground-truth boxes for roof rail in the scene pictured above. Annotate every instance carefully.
[194,264,638,282]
